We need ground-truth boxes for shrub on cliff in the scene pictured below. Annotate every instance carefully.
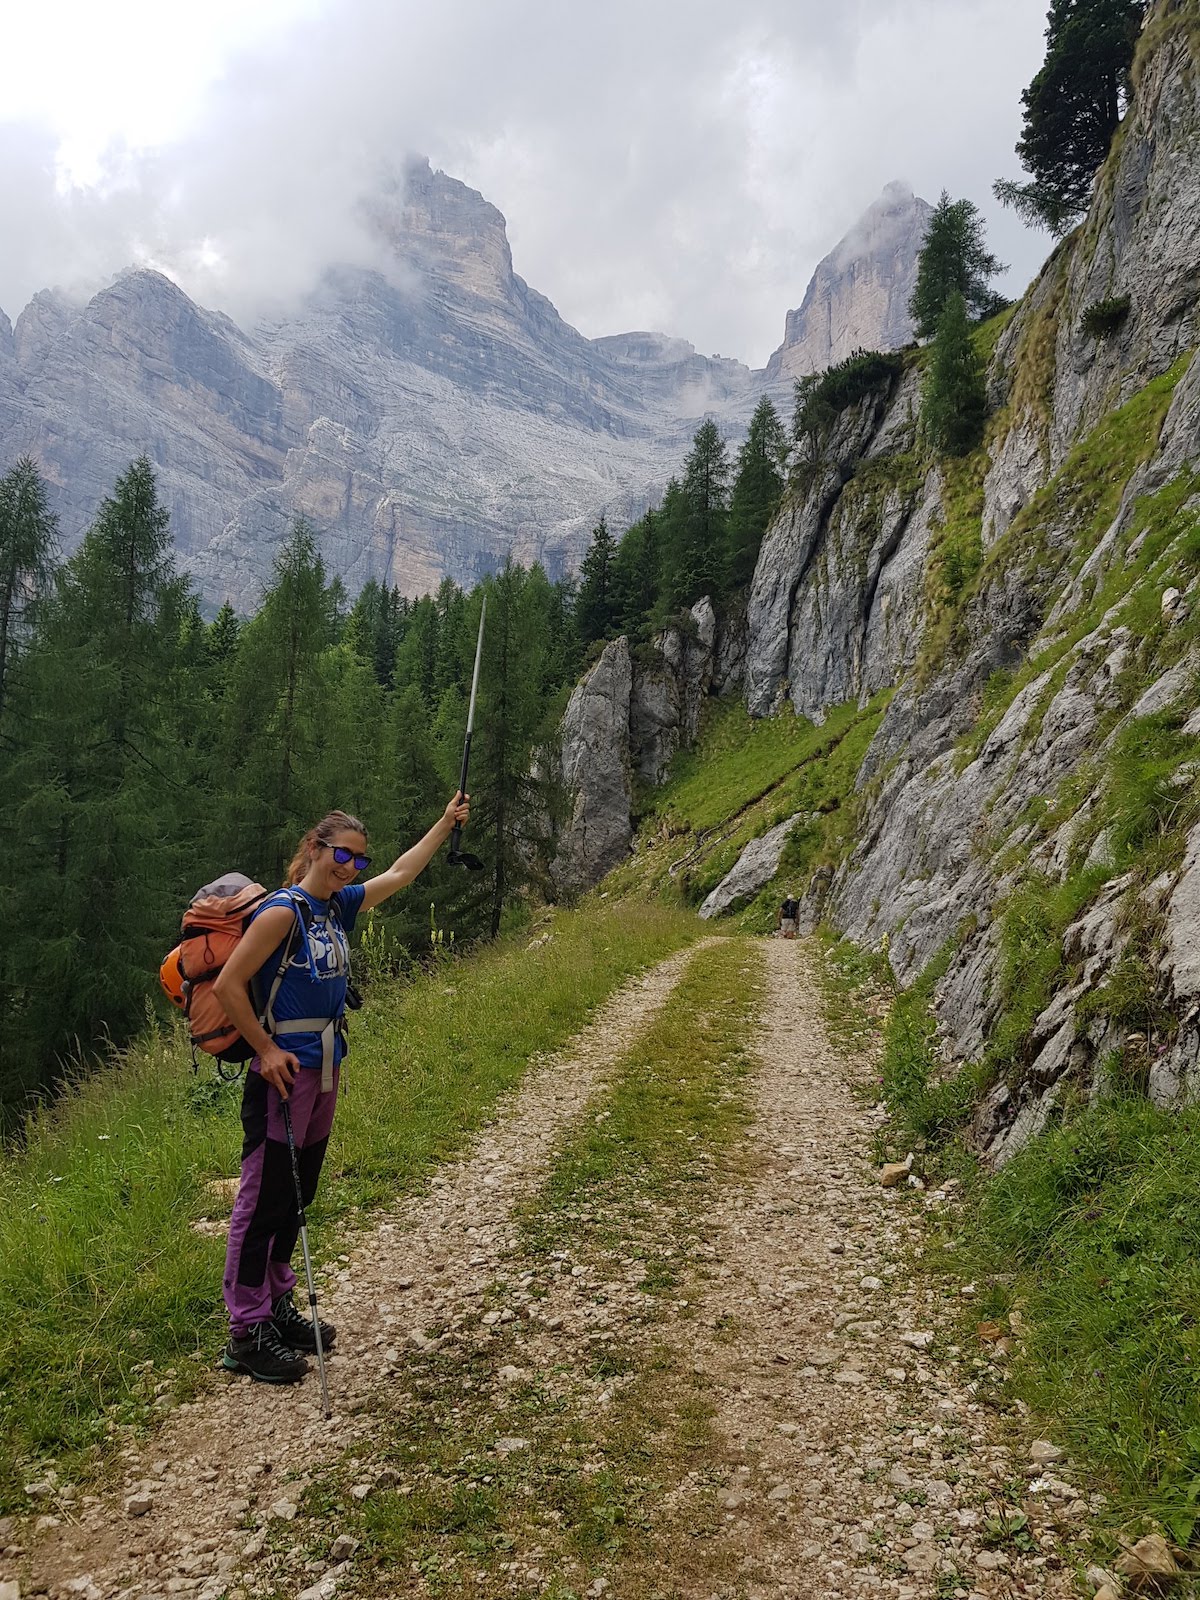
[791,349,904,455]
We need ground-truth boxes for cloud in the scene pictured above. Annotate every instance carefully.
[0,0,1054,364]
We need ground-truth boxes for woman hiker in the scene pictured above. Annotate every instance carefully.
[214,793,471,1384]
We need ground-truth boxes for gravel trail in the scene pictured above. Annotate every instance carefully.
[665,938,1085,1600]
[2,942,708,1600]
[3,936,1091,1600]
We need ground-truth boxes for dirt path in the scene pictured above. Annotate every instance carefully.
[3,937,1091,1600]
[3,942,709,1600]
[652,938,1086,1600]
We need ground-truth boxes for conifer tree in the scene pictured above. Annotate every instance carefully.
[663,421,730,610]
[0,457,58,730]
[995,0,1147,234]
[726,398,788,590]
[395,595,441,710]
[611,508,662,636]
[1,457,192,1102]
[922,293,988,457]
[366,680,454,959]
[207,602,241,691]
[469,563,559,936]
[909,193,1006,340]
[218,519,333,879]
[576,514,618,645]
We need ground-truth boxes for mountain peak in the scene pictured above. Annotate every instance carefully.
[765,182,933,382]
[366,156,517,302]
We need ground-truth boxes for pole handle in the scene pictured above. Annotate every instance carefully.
[450,732,472,858]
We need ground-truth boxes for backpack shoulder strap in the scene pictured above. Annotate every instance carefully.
[258,890,313,1034]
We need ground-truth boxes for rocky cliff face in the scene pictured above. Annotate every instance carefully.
[550,600,729,891]
[764,183,933,385]
[732,3,1200,1164]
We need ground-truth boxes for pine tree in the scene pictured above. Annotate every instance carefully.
[909,193,1006,340]
[469,563,557,937]
[0,457,59,730]
[663,422,731,610]
[0,458,193,1104]
[365,680,454,961]
[394,595,441,710]
[726,398,788,590]
[995,0,1147,234]
[611,508,662,636]
[576,514,618,645]
[922,293,988,457]
[207,602,241,692]
[218,520,333,879]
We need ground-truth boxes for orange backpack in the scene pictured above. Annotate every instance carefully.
[160,873,304,1065]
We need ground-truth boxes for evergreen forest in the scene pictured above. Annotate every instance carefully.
[0,401,788,1120]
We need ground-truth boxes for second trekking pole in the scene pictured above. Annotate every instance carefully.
[448,594,486,872]
[280,1100,332,1418]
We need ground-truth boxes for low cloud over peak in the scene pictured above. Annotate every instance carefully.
[0,0,1052,365]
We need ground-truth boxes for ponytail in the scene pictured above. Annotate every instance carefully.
[284,810,367,886]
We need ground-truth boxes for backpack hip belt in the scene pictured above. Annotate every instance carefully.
[271,1015,347,1093]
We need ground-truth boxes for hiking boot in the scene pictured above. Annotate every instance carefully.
[271,1289,337,1354]
[222,1319,310,1384]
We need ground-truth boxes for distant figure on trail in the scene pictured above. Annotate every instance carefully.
[777,892,800,939]
[214,794,470,1387]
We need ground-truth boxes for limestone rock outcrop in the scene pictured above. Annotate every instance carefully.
[698,815,805,920]
[734,2,1200,1166]
[551,599,722,892]
[744,369,924,719]
[552,638,635,898]
[630,599,717,783]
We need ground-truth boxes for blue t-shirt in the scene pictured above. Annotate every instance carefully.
[252,883,366,1069]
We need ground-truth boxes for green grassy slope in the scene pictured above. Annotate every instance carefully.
[607,693,891,933]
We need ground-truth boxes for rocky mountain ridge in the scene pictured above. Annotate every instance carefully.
[551,0,1200,1165]
[0,165,927,608]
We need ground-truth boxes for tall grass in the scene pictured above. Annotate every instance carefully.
[0,900,699,1508]
[973,1097,1200,1544]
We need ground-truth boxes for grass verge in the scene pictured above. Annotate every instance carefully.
[0,900,700,1511]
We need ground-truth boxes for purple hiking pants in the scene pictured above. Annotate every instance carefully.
[223,1061,339,1336]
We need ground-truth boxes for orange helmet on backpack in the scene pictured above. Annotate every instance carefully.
[160,946,187,1010]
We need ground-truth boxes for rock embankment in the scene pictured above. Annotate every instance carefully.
[726,0,1200,1164]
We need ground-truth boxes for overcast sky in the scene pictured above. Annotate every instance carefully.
[0,0,1054,368]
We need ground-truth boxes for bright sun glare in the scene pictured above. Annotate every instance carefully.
[1,0,322,185]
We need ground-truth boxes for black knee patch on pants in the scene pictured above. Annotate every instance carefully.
[240,1071,269,1164]
[236,1138,297,1288]
[270,1135,329,1264]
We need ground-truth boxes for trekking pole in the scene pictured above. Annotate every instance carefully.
[448,594,486,872]
[280,1100,332,1418]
